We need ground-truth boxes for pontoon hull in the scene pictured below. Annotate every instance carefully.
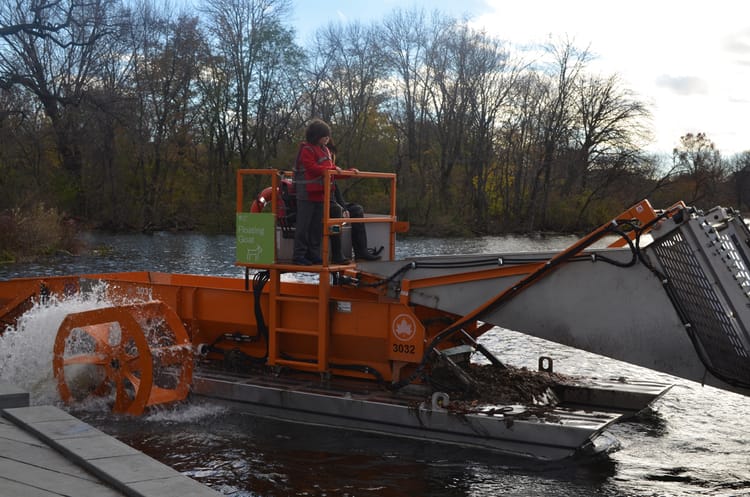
[190,369,668,460]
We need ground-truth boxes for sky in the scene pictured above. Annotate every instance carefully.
[291,0,750,157]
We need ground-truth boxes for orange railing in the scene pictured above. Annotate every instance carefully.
[236,168,403,267]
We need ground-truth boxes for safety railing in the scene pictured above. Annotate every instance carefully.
[235,168,403,268]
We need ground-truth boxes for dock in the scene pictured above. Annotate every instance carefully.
[0,383,222,497]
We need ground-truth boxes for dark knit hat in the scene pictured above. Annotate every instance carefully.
[305,119,331,144]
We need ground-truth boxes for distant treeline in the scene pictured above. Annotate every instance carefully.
[1,0,748,239]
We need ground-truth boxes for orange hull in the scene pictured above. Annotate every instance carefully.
[0,270,460,384]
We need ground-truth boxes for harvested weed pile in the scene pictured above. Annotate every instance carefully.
[439,363,573,408]
[467,363,568,404]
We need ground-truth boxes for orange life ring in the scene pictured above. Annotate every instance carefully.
[249,180,295,218]
[250,186,274,213]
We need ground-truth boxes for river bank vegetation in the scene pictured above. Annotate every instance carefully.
[1,0,749,260]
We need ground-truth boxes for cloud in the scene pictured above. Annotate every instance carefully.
[723,28,750,53]
[722,28,750,66]
[655,75,709,96]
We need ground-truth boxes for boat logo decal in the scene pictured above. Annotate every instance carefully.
[392,314,416,341]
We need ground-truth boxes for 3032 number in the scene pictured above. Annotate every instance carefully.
[392,343,415,354]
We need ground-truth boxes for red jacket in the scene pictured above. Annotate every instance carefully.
[294,142,337,202]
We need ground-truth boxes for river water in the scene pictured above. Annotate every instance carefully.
[1,232,749,497]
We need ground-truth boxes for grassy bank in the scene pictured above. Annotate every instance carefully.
[0,204,80,263]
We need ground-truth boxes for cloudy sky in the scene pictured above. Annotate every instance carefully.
[292,0,750,156]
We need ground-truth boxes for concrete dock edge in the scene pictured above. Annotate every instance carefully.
[0,384,223,497]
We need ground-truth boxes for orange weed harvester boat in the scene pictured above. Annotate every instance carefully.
[2,169,750,461]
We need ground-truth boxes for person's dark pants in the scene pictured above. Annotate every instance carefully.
[293,200,323,262]
[346,202,368,258]
[293,200,347,262]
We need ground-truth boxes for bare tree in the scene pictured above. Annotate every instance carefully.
[199,0,299,167]
[453,26,515,232]
[311,21,385,164]
[672,132,726,204]
[379,8,434,224]
[0,0,125,214]
[0,87,52,208]
[424,17,472,208]
[523,38,587,230]
[572,75,651,189]
[495,71,547,230]
[566,74,652,226]
[380,8,430,170]
[124,1,205,229]
[0,0,73,41]
[195,48,234,225]
[729,151,750,210]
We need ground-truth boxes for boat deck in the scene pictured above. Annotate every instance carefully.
[190,366,671,461]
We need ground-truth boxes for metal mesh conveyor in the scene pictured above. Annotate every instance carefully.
[649,207,750,388]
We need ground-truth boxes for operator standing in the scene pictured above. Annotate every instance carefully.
[292,119,350,265]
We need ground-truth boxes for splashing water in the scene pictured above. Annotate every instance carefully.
[0,281,228,423]
[0,282,113,405]
[143,401,228,423]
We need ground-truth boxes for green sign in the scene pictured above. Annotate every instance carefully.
[236,213,275,264]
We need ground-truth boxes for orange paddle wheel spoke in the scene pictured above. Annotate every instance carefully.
[85,323,112,350]
[62,354,109,366]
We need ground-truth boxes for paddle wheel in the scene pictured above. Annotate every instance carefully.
[52,301,193,415]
